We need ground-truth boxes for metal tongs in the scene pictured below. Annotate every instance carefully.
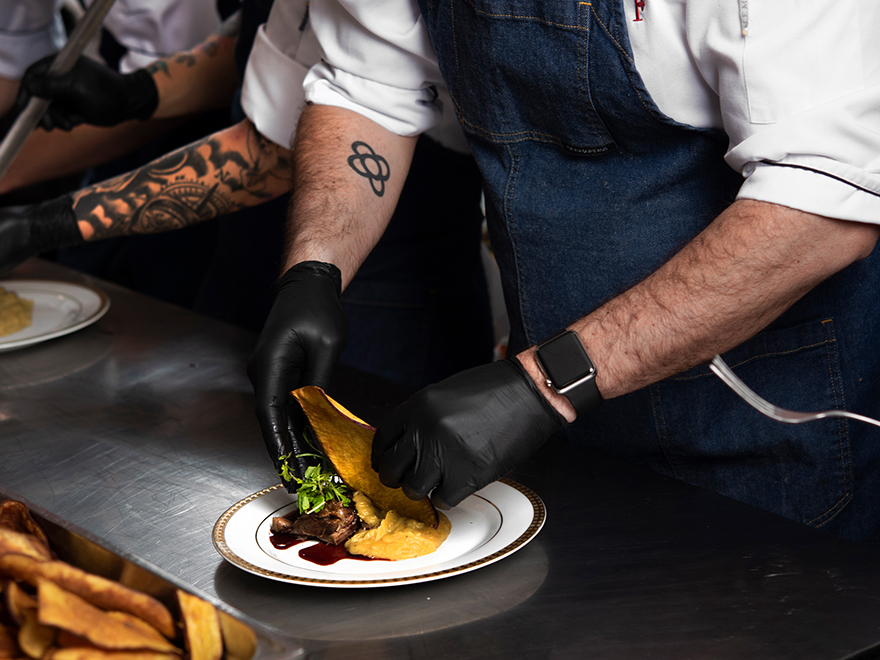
[0,0,119,181]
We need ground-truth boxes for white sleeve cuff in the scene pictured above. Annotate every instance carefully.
[304,61,441,138]
[737,162,880,226]
[240,24,311,149]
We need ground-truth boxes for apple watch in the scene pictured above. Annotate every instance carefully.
[534,329,602,415]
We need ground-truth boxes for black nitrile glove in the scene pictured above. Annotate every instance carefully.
[17,55,159,131]
[0,195,83,275]
[247,261,348,490]
[372,357,566,509]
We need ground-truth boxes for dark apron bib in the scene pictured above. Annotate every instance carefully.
[418,0,880,543]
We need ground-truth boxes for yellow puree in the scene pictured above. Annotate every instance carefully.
[0,287,33,337]
[345,491,451,560]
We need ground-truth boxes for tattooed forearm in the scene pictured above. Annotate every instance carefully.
[71,121,291,241]
[145,18,239,79]
[347,141,390,197]
[146,60,169,78]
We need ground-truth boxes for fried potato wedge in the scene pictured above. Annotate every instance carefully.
[0,555,175,640]
[176,591,221,660]
[4,580,37,626]
[37,580,178,654]
[217,612,255,660]
[0,623,18,658]
[17,609,54,660]
[0,530,52,562]
[292,386,438,527]
[48,650,181,660]
[0,503,49,551]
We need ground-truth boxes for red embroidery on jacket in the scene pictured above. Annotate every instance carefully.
[634,0,645,21]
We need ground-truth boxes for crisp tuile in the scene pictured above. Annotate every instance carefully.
[176,591,222,660]
[36,580,179,654]
[0,555,175,640]
[292,386,438,527]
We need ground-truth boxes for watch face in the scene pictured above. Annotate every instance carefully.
[537,332,594,389]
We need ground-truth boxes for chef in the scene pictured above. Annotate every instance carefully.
[0,0,493,475]
[246,0,880,546]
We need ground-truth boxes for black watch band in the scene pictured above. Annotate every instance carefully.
[534,330,602,415]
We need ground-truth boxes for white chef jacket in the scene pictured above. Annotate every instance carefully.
[239,0,469,153]
[0,0,221,78]
[301,0,880,225]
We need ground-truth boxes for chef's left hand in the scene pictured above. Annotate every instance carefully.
[371,358,566,508]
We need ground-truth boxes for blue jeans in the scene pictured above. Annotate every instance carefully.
[419,0,880,544]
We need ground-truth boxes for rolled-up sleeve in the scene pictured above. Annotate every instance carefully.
[303,0,445,137]
[240,0,322,149]
[691,2,880,224]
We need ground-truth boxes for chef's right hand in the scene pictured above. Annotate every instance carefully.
[247,261,348,489]
[0,196,83,275]
[16,55,159,131]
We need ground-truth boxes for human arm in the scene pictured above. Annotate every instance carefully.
[0,76,19,119]
[518,199,880,419]
[0,13,241,194]
[247,102,416,486]
[0,118,290,272]
[16,11,240,130]
[373,199,880,506]
[283,103,417,282]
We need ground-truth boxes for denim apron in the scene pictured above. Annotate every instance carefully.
[418,0,880,544]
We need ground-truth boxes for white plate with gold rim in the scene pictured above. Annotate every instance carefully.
[0,280,109,353]
[212,478,545,588]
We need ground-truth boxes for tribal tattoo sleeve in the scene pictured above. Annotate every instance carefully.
[72,122,290,240]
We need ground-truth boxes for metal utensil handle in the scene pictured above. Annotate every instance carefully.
[0,0,119,182]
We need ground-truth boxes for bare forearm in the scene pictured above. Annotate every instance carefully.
[285,104,417,285]
[519,199,880,420]
[71,119,290,240]
[0,118,188,194]
[148,11,241,119]
[0,76,19,118]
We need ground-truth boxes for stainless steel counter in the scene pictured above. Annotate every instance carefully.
[3,259,880,659]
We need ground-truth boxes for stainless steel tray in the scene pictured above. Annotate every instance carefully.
[0,486,305,660]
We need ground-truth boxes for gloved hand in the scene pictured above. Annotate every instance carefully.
[372,357,566,509]
[0,196,83,275]
[16,55,159,131]
[247,261,348,490]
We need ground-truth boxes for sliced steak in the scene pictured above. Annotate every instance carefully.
[271,500,361,545]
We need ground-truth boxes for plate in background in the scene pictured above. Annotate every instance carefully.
[0,280,109,353]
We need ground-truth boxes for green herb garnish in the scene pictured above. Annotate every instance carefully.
[277,452,297,484]
[291,459,352,515]
[277,430,351,515]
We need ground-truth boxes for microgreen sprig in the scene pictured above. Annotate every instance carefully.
[277,429,351,515]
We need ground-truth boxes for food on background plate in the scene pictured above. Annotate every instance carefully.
[272,387,451,561]
[0,499,252,660]
[0,286,34,337]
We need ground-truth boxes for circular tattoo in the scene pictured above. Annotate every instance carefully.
[347,141,390,197]
[135,182,232,233]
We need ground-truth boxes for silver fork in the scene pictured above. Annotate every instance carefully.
[709,355,880,429]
